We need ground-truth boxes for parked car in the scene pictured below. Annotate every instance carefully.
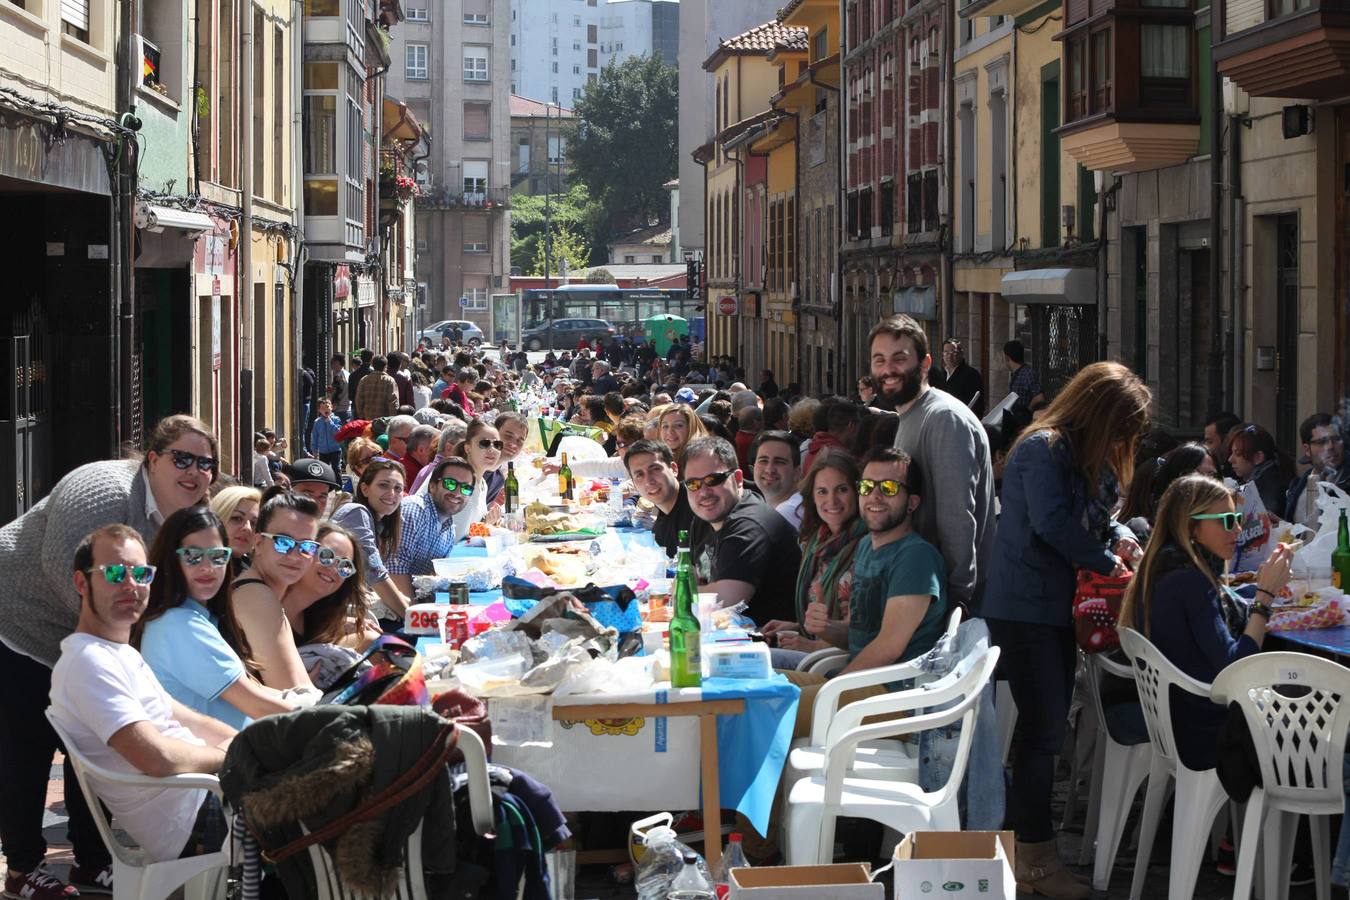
[521,318,616,352]
[418,319,485,346]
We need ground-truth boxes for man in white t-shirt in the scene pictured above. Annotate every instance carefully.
[49,524,237,863]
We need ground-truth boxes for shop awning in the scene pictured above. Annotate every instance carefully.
[135,202,214,235]
[382,97,423,143]
[999,267,1095,305]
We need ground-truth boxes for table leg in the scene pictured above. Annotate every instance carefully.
[699,711,722,874]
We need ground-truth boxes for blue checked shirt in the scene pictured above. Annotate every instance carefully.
[389,493,457,576]
[1008,364,1042,412]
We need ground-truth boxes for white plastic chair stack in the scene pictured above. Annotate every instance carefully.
[1118,628,1230,900]
[45,709,230,900]
[784,610,964,788]
[782,643,1000,866]
[1212,652,1350,900]
[1079,651,1152,891]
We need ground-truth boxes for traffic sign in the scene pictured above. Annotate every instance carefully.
[718,295,737,316]
[459,296,469,308]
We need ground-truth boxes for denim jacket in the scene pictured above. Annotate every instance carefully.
[982,430,1131,628]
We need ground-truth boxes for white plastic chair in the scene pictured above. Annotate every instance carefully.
[795,646,848,676]
[1079,651,1152,891]
[303,821,428,900]
[1118,628,1230,900]
[45,709,230,900]
[782,643,1000,866]
[784,610,964,788]
[1212,652,1350,900]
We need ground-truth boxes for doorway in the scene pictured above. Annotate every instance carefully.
[1275,214,1299,449]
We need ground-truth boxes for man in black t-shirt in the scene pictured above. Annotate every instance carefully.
[624,439,693,557]
[684,436,800,626]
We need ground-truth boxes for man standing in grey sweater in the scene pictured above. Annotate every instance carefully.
[871,315,996,612]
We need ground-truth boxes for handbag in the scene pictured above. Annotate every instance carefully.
[1072,569,1133,654]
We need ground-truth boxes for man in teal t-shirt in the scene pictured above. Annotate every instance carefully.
[807,446,947,672]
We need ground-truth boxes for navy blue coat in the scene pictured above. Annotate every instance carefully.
[983,430,1131,628]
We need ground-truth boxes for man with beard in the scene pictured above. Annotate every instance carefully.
[625,440,693,557]
[683,437,799,626]
[872,315,995,612]
[751,430,803,531]
[389,457,472,596]
[805,448,948,674]
[1285,412,1350,526]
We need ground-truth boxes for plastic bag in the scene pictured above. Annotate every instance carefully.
[633,824,710,900]
[1230,480,1309,573]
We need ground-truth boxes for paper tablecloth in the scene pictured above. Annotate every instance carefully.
[487,676,799,837]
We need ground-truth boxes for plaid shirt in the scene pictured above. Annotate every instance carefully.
[1008,364,1042,411]
[354,371,399,420]
[389,493,457,576]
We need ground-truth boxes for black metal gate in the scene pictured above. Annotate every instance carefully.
[0,300,49,522]
[1019,304,1097,400]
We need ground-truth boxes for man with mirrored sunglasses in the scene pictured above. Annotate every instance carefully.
[684,437,800,626]
[390,457,471,597]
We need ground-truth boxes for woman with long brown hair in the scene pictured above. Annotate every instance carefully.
[135,507,297,730]
[982,361,1152,899]
[331,458,410,628]
[658,404,708,467]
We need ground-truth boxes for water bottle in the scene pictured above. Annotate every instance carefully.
[711,833,749,898]
[609,477,624,514]
[667,851,715,899]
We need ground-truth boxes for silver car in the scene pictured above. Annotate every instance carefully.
[418,319,485,346]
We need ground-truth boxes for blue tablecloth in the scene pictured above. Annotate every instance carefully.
[1269,625,1350,659]
[699,675,800,836]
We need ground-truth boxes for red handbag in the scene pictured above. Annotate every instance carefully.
[1072,569,1133,654]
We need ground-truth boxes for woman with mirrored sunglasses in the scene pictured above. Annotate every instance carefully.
[449,418,502,536]
[331,459,413,629]
[134,507,300,731]
[281,523,380,688]
[231,491,323,693]
[1117,474,1292,775]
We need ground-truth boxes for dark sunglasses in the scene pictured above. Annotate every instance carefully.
[1191,511,1245,531]
[316,546,357,578]
[685,470,735,492]
[440,476,476,495]
[475,439,504,451]
[87,564,157,585]
[258,533,320,558]
[176,546,233,568]
[167,448,216,473]
[858,478,909,497]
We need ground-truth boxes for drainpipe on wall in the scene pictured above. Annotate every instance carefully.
[837,0,849,388]
[1207,0,1226,418]
[807,66,842,392]
[237,0,255,481]
[115,0,138,448]
[1230,114,1245,416]
[291,0,306,452]
[942,0,956,335]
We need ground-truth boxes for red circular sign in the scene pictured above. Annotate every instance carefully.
[718,295,738,316]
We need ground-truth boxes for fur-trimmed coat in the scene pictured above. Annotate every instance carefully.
[221,705,458,899]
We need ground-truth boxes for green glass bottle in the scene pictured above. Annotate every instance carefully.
[1333,509,1350,592]
[505,462,519,514]
[670,530,702,688]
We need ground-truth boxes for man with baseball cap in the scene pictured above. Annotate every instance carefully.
[284,458,340,514]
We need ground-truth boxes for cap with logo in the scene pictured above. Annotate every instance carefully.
[284,458,340,489]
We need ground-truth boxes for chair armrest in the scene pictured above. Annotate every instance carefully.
[86,768,224,797]
[821,664,976,746]
[1095,653,1135,680]
[798,648,847,675]
[822,691,980,776]
[809,659,928,745]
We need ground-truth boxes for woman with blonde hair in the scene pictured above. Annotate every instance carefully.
[981,361,1153,898]
[210,485,261,574]
[658,404,708,467]
[1117,473,1290,769]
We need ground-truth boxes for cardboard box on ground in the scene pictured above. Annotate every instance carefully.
[728,863,883,899]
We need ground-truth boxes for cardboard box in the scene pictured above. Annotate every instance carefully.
[729,863,884,900]
[892,832,1016,899]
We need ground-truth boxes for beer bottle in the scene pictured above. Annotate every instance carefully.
[1334,508,1350,591]
[670,530,702,688]
[505,462,519,514]
[558,452,574,500]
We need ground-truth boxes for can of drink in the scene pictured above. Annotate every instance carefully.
[448,581,470,606]
[443,610,469,648]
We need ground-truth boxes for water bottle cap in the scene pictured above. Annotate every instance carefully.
[729,833,742,842]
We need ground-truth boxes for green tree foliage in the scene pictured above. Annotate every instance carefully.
[510,183,604,271]
[528,224,591,277]
[565,55,677,239]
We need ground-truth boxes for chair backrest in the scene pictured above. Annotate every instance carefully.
[1082,650,1135,745]
[1118,627,1216,771]
[302,822,427,900]
[45,709,150,868]
[1211,651,1350,805]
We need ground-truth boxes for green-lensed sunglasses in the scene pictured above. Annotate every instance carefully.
[441,477,475,495]
[86,564,157,586]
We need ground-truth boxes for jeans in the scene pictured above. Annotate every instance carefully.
[770,648,810,670]
[914,618,1006,831]
[0,643,110,873]
[177,794,227,859]
[986,617,1078,842]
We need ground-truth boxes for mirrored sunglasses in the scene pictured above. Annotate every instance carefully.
[685,470,735,492]
[316,546,357,578]
[858,478,908,497]
[89,564,156,585]
[169,448,216,473]
[258,533,320,558]
[440,477,475,495]
[176,546,234,568]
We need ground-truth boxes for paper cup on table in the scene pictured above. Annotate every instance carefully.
[697,592,718,633]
